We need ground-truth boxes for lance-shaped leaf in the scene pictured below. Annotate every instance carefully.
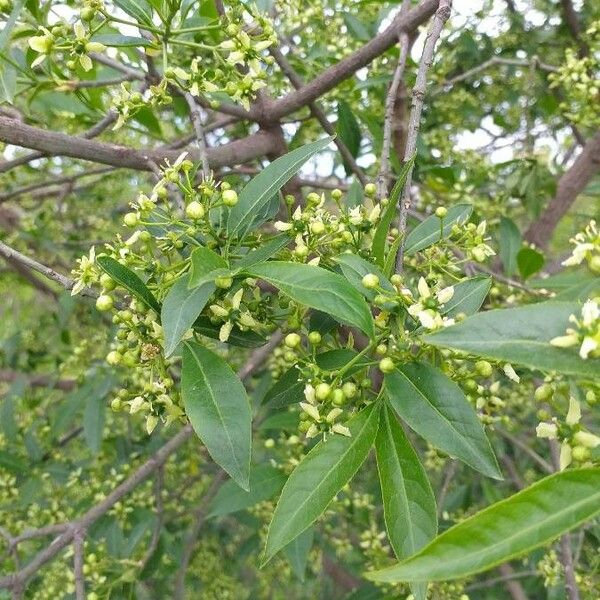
[248,262,375,339]
[263,404,380,563]
[442,276,491,317]
[283,526,314,581]
[367,468,600,583]
[385,363,501,479]
[227,137,332,239]
[372,156,415,266]
[424,301,600,377]
[231,235,290,272]
[97,255,160,312]
[375,408,437,600]
[404,204,472,256]
[499,216,521,276]
[161,275,215,357]
[182,341,251,490]
[188,246,228,289]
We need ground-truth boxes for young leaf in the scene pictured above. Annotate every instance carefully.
[372,157,415,266]
[231,235,290,272]
[182,341,252,490]
[248,262,375,339]
[97,255,160,312]
[517,247,545,279]
[499,217,521,276]
[375,407,437,600]
[385,363,501,479]
[193,316,267,348]
[383,235,403,278]
[161,275,215,357]
[404,204,472,256]
[336,100,361,174]
[442,276,491,317]
[188,246,228,289]
[367,468,600,583]
[424,302,600,377]
[114,0,153,25]
[227,137,333,239]
[263,404,380,563]
[207,465,286,518]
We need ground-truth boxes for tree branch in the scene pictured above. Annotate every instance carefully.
[396,0,453,271]
[0,117,280,172]
[524,129,600,248]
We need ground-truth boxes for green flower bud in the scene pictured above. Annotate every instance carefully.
[310,221,326,235]
[571,445,590,462]
[315,382,331,400]
[376,344,387,355]
[534,383,553,402]
[222,189,239,207]
[308,331,322,345]
[390,274,403,286]
[378,357,395,373]
[264,438,275,448]
[331,189,342,200]
[110,398,122,411]
[342,382,357,399]
[362,273,380,289]
[332,389,345,406]
[100,273,115,291]
[306,192,320,205]
[285,333,301,348]
[123,212,139,227]
[589,255,600,273]
[106,350,121,366]
[185,201,205,220]
[96,294,114,312]
[215,276,233,289]
[435,206,448,218]
[364,183,376,197]
[475,360,493,378]
[81,6,95,21]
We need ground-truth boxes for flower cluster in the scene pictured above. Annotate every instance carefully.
[562,219,600,273]
[550,299,600,359]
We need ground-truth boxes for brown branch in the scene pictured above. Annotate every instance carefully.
[396,0,453,271]
[560,0,588,56]
[0,369,76,391]
[266,0,439,120]
[377,0,411,198]
[0,117,280,172]
[524,129,600,248]
[73,531,86,600]
[184,91,211,179]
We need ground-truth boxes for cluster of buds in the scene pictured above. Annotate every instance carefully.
[112,80,172,131]
[536,394,600,469]
[550,299,600,359]
[406,277,456,330]
[562,219,600,273]
[458,221,496,263]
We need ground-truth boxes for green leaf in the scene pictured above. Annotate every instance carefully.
[188,246,228,289]
[114,0,153,25]
[375,407,436,600]
[0,0,24,51]
[336,100,361,174]
[263,404,380,563]
[83,393,106,454]
[161,275,215,357]
[499,217,521,276]
[383,235,403,278]
[372,157,415,266]
[97,256,160,313]
[367,468,600,583]
[442,276,491,317]
[333,253,394,300]
[91,34,154,47]
[182,341,252,490]
[404,204,472,256]
[248,262,374,338]
[517,247,545,279]
[283,526,314,581]
[385,363,501,479]
[554,278,600,301]
[207,465,286,518]
[0,64,17,104]
[227,137,332,239]
[424,301,600,377]
[231,235,290,272]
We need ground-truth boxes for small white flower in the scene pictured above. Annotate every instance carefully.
[436,286,454,305]
[503,363,520,383]
[303,384,316,404]
[565,397,581,426]
[300,402,320,422]
[559,442,572,471]
[573,430,600,448]
[549,333,578,348]
[219,321,233,342]
[536,422,558,439]
[581,300,599,327]
[332,423,351,437]
[417,277,431,299]
[579,336,598,359]
[274,221,293,231]
[146,414,159,435]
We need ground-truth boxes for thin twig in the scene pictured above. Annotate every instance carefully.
[73,530,86,600]
[184,92,210,179]
[396,0,453,272]
[139,466,165,570]
[377,0,411,199]
[497,428,553,474]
